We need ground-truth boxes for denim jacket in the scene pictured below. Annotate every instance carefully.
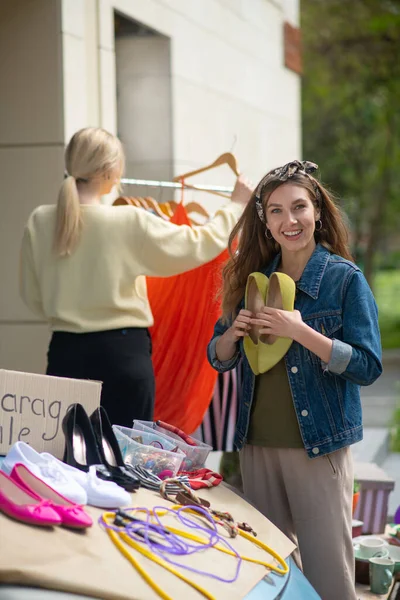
[207,244,382,458]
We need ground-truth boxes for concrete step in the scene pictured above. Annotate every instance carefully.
[360,350,400,427]
[352,427,390,465]
[360,400,396,428]
[361,400,398,427]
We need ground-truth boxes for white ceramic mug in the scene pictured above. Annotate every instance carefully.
[358,537,389,559]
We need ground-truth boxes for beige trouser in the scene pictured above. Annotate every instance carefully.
[240,445,356,600]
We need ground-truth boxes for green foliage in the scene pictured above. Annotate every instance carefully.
[302,0,400,285]
[390,383,400,452]
[374,271,400,349]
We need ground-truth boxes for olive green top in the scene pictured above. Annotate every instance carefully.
[247,359,304,448]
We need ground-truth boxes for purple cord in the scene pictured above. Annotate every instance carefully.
[100,505,242,583]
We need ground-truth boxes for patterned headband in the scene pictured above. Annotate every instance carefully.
[254,160,320,224]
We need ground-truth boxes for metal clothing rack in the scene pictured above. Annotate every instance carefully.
[121,177,234,194]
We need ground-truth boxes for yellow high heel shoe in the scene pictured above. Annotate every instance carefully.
[243,272,267,375]
[244,272,296,375]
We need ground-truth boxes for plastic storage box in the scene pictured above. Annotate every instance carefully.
[132,420,212,472]
[113,425,184,476]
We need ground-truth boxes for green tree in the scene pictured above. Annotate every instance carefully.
[302,0,400,286]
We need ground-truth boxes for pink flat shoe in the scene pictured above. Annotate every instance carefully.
[0,470,61,527]
[10,463,92,529]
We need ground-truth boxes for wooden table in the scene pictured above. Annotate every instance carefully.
[356,580,395,599]
[0,482,296,600]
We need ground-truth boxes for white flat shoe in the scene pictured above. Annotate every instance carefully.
[2,442,87,505]
[41,452,87,486]
[41,454,131,509]
[85,466,132,508]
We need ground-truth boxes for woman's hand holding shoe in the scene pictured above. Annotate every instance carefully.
[251,308,304,340]
[215,309,253,362]
[230,309,253,341]
[251,308,333,364]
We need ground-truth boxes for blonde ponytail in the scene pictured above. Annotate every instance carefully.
[53,127,125,257]
[54,176,83,257]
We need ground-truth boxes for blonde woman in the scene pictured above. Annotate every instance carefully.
[20,127,252,427]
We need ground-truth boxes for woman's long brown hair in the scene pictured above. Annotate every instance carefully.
[221,173,353,321]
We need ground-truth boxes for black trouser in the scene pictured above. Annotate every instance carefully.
[46,328,155,427]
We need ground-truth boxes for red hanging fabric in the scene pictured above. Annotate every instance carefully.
[147,201,229,434]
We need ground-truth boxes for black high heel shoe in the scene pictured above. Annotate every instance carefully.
[90,407,140,491]
[62,403,103,471]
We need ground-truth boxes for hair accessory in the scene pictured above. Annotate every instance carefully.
[156,420,198,447]
[254,160,320,223]
[178,468,222,490]
[129,465,190,493]
[160,479,211,508]
[255,197,266,224]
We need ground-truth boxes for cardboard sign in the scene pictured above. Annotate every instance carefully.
[0,369,101,459]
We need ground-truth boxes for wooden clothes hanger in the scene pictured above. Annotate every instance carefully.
[173,152,240,181]
[113,196,151,211]
[158,202,174,218]
[114,195,173,222]
[113,197,130,206]
[157,199,178,215]
[116,152,241,217]
[143,196,170,220]
[113,196,138,207]
[173,152,240,202]
[133,197,146,209]
[119,196,143,208]
[182,182,230,200]
[184,202,210,219]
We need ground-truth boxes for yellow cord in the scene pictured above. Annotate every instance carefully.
[101,504,289,600]
[106,528,172,600]
[119,531,215,600]
[103,514,215,599]
[120,505,288,575]
[159,523,288,575]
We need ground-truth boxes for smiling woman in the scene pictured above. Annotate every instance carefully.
[207,160,382,600]
[266,189,319,245]
[220,160,353,317]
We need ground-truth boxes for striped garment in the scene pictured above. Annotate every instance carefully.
[128,465,191,493]
[199,362,243,451]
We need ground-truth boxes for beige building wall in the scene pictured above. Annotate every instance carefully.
[0,0,300,374]
[0,0,64,373]
[98,0,301,212]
